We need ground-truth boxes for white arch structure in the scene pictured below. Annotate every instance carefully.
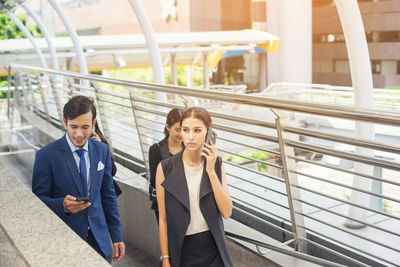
[22,4,59,71]
[7,12,48,69]
[335,0,375,228]
[267,0,375,227]
[127,0,165,85]
[47,0,88,75]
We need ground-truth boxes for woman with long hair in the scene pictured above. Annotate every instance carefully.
[91,124,122,197]
[148,108,184,222]
[156,107,233,267]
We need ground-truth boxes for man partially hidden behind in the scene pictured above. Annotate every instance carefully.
[32,95,125,261]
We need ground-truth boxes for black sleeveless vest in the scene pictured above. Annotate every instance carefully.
[161,151,233,267]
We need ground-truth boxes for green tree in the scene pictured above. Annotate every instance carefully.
[0,13,42,98]
[0,13,42,40]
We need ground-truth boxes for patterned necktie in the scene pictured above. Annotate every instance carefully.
[76,149,88,196]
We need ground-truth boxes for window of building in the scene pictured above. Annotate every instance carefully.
[371,60,381,74]
[313,33,345,43]
[334,60,350,74]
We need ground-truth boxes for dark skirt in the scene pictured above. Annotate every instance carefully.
[180,231,224,267]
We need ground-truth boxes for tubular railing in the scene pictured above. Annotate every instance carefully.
[225,231,348,267]
[8,63,400,267]
[262,82,400,111]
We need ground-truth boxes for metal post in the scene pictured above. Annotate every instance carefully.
[275,113,307,253]
[49,75,65,127]
[13,72,20,108]
[92,82,113,153]
[35,72,51,122]
[20,73,30,111]
[335,0,375,228]
[128,89,149,178]
[7,66,12,121]
[67,77,75,98]
[170,52,177,85]
[202,52,209,89]
[259,53,267,91]
[25,73,39,115]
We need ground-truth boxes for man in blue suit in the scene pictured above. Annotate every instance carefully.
[32,95,125,261]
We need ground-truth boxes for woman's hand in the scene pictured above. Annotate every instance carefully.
[91,131,101,141]
[201,141,217,174]
[162,259,171,267]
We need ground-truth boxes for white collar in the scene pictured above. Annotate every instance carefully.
[65,133,89,153]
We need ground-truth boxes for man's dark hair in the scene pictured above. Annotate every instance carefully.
[63,95,96,122]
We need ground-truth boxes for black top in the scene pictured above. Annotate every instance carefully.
[149,137,172,189]
[111,157,122,197]
[148,137,173,210]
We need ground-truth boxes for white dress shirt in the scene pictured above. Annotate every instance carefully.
[65,134,91,196]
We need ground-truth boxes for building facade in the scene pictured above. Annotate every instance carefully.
[313,0,400,88]
[25,0,400,89]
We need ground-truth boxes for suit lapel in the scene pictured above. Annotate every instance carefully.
[88,140,98,199]
[161,151,190,211]
[59,135,85,196]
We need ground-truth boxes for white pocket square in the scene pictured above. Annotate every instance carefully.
[97,161,104,171]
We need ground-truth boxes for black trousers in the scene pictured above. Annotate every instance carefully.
[180,231,224,267]
[87,229,108,261]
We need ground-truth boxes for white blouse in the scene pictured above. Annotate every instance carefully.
[183,160,210,235]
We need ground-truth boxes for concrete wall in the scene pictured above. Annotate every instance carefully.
[0,162,110,267]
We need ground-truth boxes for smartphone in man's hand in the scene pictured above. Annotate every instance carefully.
[75,196,90,203]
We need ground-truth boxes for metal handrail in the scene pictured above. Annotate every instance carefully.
[284,125,400,154]
[225,231,346,267]
[290,155,400,187]
[263,82,400,111]
[10,63,400,126]
[10,64,400,266]
[286,139,400,171]
[294,184,400,221]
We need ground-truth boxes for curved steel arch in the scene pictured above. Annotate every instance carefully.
[335,0,375,228]
[22,4,59,71]
[47,0,88,75]
[127,0,165,85]
[7,12,48,69]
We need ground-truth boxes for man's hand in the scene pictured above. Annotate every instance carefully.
[113,242,125,261]
[63,195,90,213]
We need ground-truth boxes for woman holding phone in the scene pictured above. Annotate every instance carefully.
[156,107,233,267]
[148,108,184,222]
[91,124,122,197]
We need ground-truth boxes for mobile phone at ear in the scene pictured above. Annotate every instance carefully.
[205,128,217,145]
[75,197,89,203]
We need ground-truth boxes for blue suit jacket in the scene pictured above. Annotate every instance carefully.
[32,135,123,257]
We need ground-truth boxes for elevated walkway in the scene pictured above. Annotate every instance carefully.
[3,63,400,266]
[0,105,321,267]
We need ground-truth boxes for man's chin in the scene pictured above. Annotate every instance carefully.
[73,139,87,147]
